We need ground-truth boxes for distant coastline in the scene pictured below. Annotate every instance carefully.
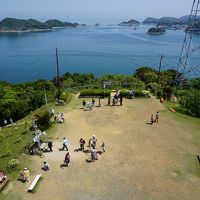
[0,28,52,33]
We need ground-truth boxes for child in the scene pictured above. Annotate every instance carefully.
[155,111,160,123]
[151,115,154,125]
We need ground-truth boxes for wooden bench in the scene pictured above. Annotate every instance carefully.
[27,174,41,192]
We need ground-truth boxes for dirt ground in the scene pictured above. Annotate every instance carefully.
[3,97,200,200]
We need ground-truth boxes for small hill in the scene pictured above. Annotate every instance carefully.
[44,19,65,27]
[142,17,159,24]
[119,19,140,26]
[0,18,79,32]
[158,17,181,25]
[0,18,50,31]
[147,27,166,35]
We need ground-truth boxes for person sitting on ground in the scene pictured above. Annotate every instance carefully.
[23,167,30,182]
[64,152,71,167]
[48,140,53,152]
[19,171,26,182]
[42,161,50,171]
[79,138,85,151]
[155,111,160,123]
[63,137,68,151]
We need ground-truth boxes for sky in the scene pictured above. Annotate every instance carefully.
[0,0,193,24]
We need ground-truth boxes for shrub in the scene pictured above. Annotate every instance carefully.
[181,90,200,117]
[35,111,51,131]
[60,92,73,103]
[7,159,20,171]
[79,89,110,97]
[119,89,148,98]
[147,82,163,96]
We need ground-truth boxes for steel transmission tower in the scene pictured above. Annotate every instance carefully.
[175,0,200,85]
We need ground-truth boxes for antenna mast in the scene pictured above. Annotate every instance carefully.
[175,0,200,85]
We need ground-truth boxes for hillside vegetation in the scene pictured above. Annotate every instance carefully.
[1,67,200,127]
[0,18,79,31]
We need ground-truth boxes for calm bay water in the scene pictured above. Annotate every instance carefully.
[0,25,199,83]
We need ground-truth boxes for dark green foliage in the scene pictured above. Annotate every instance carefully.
[148,27,166,34]
[60,92,73,103]
[34,111,51,131]
[147,82,163,96]
[0,18,79,31]
[0,18,51,31]
[79,89,110,97]
[0,80,56,126]
[179,90,200,117]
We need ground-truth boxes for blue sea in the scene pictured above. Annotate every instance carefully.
[0,24,199,83]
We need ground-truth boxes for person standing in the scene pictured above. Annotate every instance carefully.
[101,141,105,153]
[92,135,97,146]
[51,108,55,117]
[151,115,154,125]
[82,100,86,108]
[3,119,7,127]
[79,138,85,151]
[63,137,68,151]
[155,111,160,123]
[64,152,71,167]
[48,140,53,152]
[98,97,101,107]
[108,96,111,106]
[92,98,95,107]
[120,96,123,106]
[9,118,13,124]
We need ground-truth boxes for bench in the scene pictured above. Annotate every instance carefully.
[27,174,41,192]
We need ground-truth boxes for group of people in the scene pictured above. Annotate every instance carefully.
[2,117,14,127]
[82,94,123,111]
[50,108,65,123]
[82,98,102,111]
[150,111,160,125]
[19,167,30,182]
[79,135,105,162]
[110,91,123,106]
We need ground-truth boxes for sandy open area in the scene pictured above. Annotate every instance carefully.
[3,97,200,200]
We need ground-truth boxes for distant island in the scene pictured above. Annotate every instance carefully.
[0,18,79,32]
[119,19,140,26]
[143,16,200,32]
[147,27,166,35]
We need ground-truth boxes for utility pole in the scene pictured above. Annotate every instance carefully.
[56,46,61,98]
[157,54,163,83]
[44,87,47,109]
